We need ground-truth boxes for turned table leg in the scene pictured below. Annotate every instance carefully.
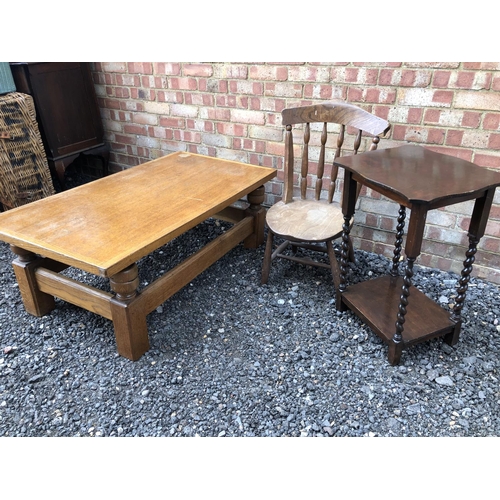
[109,263,150,361]
[244,185,266,249]
[445,236,479,346]
[388,257,414,365]
[336,170,357,311]
[390,205,406,277]
[10,245,55,316]
[387,205,407,364]
[388,204,427,365]
[336,214,353,311]
[445,189,494,347]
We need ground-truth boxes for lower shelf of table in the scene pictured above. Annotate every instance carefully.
[341,275,457,346]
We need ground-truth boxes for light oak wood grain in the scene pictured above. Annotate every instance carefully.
[0,152,276,277]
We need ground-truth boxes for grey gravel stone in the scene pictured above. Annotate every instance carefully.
[441,343,454,355]
[406,403,422,415]
[482,362,495,372]
[435,376,455,386]
[463,356,477,365]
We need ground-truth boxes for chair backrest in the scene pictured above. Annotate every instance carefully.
[281,101,391,204]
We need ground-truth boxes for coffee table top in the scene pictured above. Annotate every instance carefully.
[0,152,276,277]
[334,145,500,208]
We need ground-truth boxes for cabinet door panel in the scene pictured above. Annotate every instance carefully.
[11,62,104,160]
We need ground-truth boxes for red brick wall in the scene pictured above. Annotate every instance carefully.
[91,62,500,284]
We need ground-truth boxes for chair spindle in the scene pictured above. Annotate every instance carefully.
[301,123,310,200]
[328,124,345,203]
[284,124,294,203]
[353,129,362,154]
[370,136,380,150]
[315,122,327,200]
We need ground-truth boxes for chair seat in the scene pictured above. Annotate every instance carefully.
[266,198,344,242]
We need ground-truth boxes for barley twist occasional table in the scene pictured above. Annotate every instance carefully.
[334,145,500,365]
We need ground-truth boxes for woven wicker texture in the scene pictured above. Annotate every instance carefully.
[0,92,55,209]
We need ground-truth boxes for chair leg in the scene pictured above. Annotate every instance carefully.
[261,229,274,284]
[326,239,341,291]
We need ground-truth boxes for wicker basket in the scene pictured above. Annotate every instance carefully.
[0,92,55,209]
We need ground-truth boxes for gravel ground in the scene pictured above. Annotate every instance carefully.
[0,168,499,442]
[1,209,499,439]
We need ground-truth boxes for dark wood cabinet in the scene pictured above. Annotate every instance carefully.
[9,62,108,188]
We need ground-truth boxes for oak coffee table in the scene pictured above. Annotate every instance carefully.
[0,152,276,360]
[334,145,500,365]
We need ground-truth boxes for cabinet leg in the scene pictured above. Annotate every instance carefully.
[109,264,150,360]
[50,155,78,190]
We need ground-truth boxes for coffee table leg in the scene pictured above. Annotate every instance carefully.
[244,185,266,248]
[10,245,56,316]
[109,264,150,361]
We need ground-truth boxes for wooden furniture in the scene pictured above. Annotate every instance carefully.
[335,144,500,365]
[261,101,390,289]
[9,62,108,188]
[0,92,55,209]
[0,152,276,360]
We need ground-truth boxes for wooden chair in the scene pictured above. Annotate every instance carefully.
[261,101,390,289]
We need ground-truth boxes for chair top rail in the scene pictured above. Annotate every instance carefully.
[282,100,390,137]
